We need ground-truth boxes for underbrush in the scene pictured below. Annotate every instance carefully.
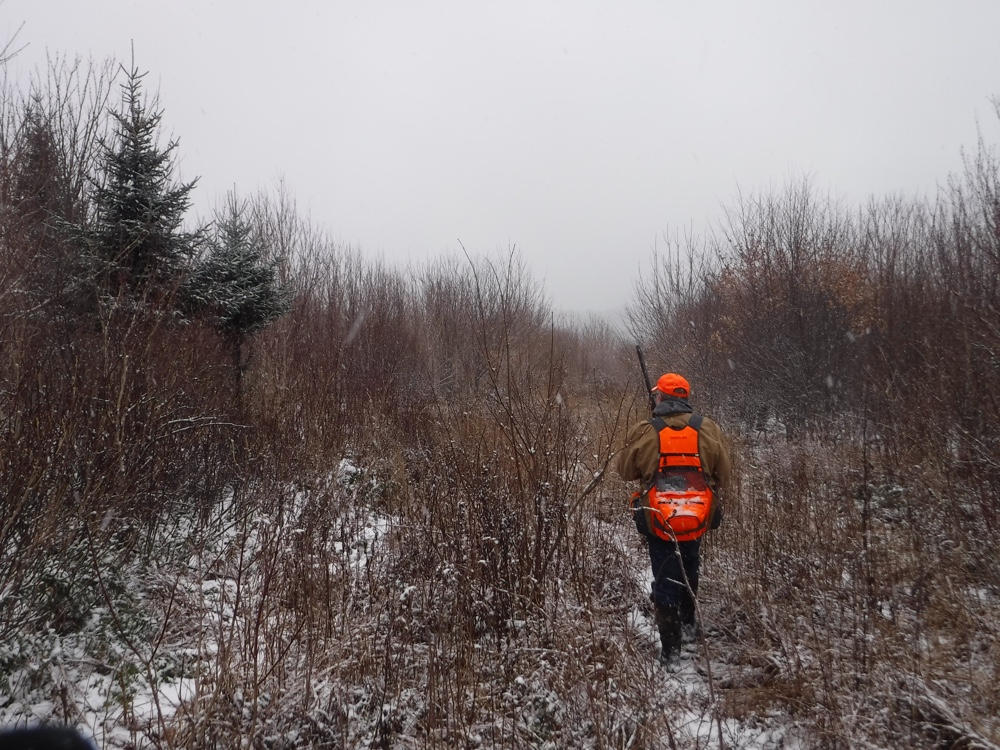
[8,405,998,748]
[709,427,1000,748]
[2,426,789,749]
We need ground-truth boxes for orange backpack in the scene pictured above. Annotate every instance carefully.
[630,414,714,542]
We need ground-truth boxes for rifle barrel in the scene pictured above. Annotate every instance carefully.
[636,345,656,412]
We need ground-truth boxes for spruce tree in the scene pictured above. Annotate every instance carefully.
[83,65,198,301]
[183,193,292,392]
[4,107,90,323]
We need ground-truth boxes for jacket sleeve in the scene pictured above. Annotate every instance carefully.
[697,417,732,492]
[615,420,659,484]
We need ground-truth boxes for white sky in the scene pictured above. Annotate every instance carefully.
[3,1,1000,315]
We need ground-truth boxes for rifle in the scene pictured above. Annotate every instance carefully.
[636,345,656,413]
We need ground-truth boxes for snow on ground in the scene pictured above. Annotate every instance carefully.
[611,524,798,750]
[1,459,800,748]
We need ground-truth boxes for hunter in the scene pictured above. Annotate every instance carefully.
[616,372,732,664]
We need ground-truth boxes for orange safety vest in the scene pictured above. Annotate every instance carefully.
[631,414,714,542]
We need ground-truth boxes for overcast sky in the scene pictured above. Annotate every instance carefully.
[3,1,1000,315]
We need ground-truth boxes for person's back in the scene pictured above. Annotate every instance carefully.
[615,372,731,663]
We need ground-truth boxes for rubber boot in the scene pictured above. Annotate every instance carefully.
[678,593,701,642]
[653,603,681,665]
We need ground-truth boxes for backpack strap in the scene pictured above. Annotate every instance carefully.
[649,414,703,432]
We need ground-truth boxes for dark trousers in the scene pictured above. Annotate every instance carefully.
[647,536,701,610]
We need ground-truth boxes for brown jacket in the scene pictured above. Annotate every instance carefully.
[616,403,732,495]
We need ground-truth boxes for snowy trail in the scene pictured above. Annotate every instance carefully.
[611,523,798,750]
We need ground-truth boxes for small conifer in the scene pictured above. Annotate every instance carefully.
[183,193,292,390]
